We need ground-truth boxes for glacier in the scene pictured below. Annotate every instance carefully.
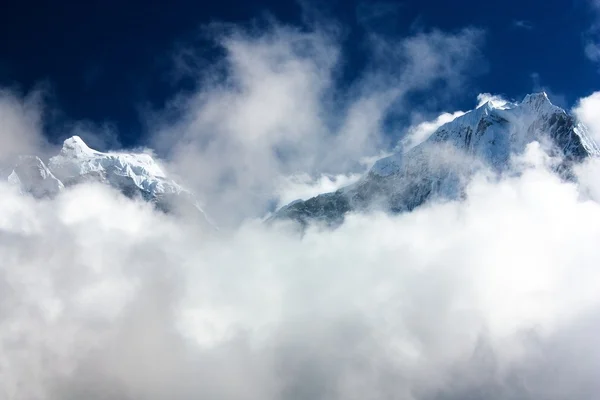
[273,92,600,227]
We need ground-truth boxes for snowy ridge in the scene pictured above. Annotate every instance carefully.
[274,92,600,226]
[48,136,184,196]
[371,92,599,178]
[3,136,214,228]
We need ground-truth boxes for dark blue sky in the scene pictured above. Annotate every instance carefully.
[1,0,598,148]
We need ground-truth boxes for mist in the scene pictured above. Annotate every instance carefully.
[149,19,485,226]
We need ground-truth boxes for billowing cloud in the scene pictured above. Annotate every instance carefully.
[0,88,48,163]
[150,20,485,226]
[2,12,600,400]
[1,143,600,399]
[274,172,363,209]
[401,110,465,151]
[476,92,509,108]
[573,91,600,143]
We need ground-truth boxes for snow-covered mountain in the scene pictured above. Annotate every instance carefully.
[4,93,595,230]
[48,136,186,200]
[3,136,214,227]
[273,92,600,226]
[5,155,64,198]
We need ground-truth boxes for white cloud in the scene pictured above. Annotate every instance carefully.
[0,88,47,163]
[4,13,600,400]
[402,110,465,151]
[512,20,534,30]
[150,22,485,226]
[573,91,600,143]
[585,0,600,64]
[585,41,600,62]
[476,92,509,108]
[1,144,600,399]
[274,172,363,208]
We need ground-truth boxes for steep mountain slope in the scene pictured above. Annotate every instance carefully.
[274,93,600,226]
[3,136,214,227]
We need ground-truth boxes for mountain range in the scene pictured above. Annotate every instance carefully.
[2,92,597,230]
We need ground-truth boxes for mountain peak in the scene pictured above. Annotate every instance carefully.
[61,135,96,158]
[2,136,214,229]
[273,91,600,226]
[519,92,559,114]
[522,91,550,103]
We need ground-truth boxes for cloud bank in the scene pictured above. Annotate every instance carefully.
[573,91,600,143]
[2,14,600,400]
[2,143,600,399]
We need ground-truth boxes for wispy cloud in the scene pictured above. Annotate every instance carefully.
[585,41,600,62]
[355,1,403,30]
[476,92,509,108]
[0,88,48,163]
[401,110,465,151]
[584,0,600,64]
[529,72,568,108]
[398,92,508,152]
[573,91,600,143]
[149,18,485,226]
[274,172,363,209]
[512,19,534,30]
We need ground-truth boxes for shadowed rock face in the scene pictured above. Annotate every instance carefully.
[273,144,475,228]
[272,93,600,227]
[274,192,352,228]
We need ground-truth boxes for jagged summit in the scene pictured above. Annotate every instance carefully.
[3,136,214,228]
[273,92,600,227]
[373,92,598,176]
[515,92,562,117]
[474,92,560,117]
[49,135,175,192]
[521,91,551,106]
[60,135,98,158]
